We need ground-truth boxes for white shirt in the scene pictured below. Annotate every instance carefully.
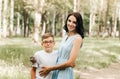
[32,50,58,79]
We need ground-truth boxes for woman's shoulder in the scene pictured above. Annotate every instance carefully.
[75,34,82,39]
[74,34,83,47]
[74,34,83,43]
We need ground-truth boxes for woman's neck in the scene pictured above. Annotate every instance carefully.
[68,32,77,37]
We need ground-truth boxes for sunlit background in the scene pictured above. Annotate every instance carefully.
[0,0,120,79]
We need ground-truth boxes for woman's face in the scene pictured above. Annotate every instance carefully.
[67,15,77,32]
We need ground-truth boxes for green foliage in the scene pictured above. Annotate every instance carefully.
[84,13,90,32]
[14,0,24,13]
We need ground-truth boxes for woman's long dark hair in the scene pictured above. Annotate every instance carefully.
[64,12,84,39]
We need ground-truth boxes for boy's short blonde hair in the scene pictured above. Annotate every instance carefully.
[41,33,54,41]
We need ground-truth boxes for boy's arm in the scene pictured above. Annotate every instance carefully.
[31,67,36,79]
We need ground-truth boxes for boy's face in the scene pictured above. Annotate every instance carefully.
[41,37,55,53]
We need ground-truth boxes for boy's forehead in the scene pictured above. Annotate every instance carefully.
[42,37,54,41]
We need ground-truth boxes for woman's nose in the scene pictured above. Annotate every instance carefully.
[68,22,72,25]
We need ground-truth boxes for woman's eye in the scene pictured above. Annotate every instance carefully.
[73,21,76,24]
[68,19,71,22]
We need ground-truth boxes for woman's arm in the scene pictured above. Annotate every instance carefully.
[40,36,82,76]
[51,36,82,69]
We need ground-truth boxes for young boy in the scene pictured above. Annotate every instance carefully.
[30,33,58,79]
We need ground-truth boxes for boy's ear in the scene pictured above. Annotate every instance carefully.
[38,42,41,46]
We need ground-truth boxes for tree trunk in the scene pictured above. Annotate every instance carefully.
[32,0,45,43]
[41,21,46,35]
[97,10,102,37]
[61,0,68,37]
[52,10,56,36]
[23,9,28,37]
[9,0,14,37]
[89,13,93,36]
[77,0,80,12]
[3,0,8,38]
[62,14,66,37]
[0,0,2,38]
[89,0,97,37]
[119,7,120,40]
[73,0,77,12]
[33,11,41,43]
[102,0,109,38]
[16,12,21,36]
[114,8,117,37]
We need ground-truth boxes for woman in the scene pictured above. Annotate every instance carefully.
[40,12,84,79]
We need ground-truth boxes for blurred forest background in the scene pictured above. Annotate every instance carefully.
[0,0,120,40]
[0,0,120,79]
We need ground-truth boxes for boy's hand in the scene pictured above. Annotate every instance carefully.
[30,56,36,64]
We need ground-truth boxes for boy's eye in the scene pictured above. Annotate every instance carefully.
[43,40,54,44]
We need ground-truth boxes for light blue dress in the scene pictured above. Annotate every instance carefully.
[52,34,80,79]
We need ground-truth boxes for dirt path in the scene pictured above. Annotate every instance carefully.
[74,62,120,79]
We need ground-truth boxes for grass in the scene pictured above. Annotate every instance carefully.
[76,37,120,69]
[0,37,120,79]
[0,38,40,66]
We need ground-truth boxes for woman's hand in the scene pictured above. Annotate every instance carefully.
[30,56,36,64]
[39,66,51,78]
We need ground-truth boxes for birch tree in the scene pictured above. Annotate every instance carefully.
[114,1,120,38]
[73,0,81,12]
[9,0,14,37]
[73,0,77,12]
[3,0,8,38]
[114,1,118,37]
[23,8,29,37]
[16,12,21,35]
[0,0,2,38]
[33,0,45,43]
[118,4,120,39]
[52,10,56,35]
[103,0,109,33]
[89,0,98,36]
